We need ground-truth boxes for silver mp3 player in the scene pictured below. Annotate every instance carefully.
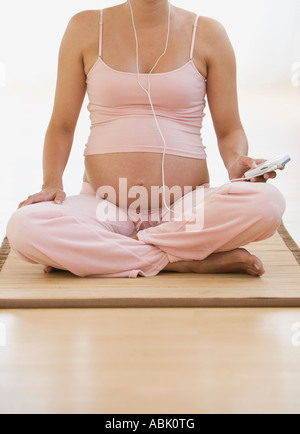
[244,154,291,180]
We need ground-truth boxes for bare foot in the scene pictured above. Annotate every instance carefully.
[163,248,265,277]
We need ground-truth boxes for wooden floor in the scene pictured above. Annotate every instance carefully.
[0,308,300,414]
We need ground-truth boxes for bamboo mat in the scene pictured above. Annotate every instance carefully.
[0,223,299,308]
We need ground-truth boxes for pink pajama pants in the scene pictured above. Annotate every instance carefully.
[6,181,286,278]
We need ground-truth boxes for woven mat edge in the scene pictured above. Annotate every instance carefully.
[0,237,11,273]
[278,221,300,265]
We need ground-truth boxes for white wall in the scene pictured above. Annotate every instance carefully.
[0,0,299,87]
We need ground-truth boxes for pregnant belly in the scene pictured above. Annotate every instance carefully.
[84,153,210,210]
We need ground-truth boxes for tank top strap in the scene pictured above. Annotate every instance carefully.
[99,10,103,58]
[190,15,200,60]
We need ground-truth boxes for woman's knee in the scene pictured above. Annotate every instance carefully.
[248,182,286,232]
[6,202,61,253]
[7,206,35,253]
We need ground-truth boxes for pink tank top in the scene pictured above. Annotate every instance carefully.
[84,10,207,160]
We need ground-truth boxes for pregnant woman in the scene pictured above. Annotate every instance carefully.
[6,0,286,278]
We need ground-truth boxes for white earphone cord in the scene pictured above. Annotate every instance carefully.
[128,1,182,216]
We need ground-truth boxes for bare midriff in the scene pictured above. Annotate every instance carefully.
[84,153,209,210]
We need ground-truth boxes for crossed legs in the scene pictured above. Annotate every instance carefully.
[6,182,285,278]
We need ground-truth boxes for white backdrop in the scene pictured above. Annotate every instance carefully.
[0,0,299,87]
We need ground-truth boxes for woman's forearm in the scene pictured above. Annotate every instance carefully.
[217,128,249,171]
[42,124,74,189]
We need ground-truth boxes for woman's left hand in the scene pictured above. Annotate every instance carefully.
[228,155,279,183]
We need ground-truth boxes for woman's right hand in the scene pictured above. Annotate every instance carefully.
[18,187,66,208]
